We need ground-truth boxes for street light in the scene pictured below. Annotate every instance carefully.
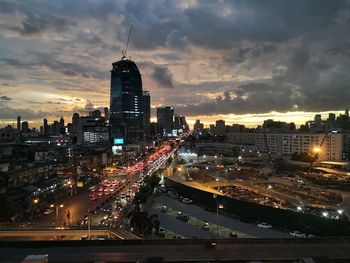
[213,194,223,241]
[33,199,39,204]
[51,204,64,227]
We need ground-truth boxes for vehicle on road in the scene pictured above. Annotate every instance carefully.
[182,197,193,204]
[161,205,168,212]
[204,241,216,249]
[43,209,54,215]
[258,222,272,229]
[202,222,210,230]
[176,211,183,219]
[290,230,306,238]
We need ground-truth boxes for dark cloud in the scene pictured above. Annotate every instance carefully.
[1,0,350,118]
[152,65,174,89]
[0,96,11,101]
[0,106,50,119]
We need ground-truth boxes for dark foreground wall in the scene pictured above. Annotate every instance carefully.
[164,178,350,236]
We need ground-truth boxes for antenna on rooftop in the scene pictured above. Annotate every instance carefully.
[122,23,133,58]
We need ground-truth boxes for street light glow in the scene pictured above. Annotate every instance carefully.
[313,147,321,153]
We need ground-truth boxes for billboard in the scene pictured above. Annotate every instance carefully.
[114,138,124,145]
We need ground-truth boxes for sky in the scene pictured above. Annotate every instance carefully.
[1,0,350,129]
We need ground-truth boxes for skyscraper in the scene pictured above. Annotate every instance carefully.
[143,91,151,139]
[157,107,174,135]
[43,118,48,135]
[110,57,144,143]
[21,121,29,133]
[17,116,21,131]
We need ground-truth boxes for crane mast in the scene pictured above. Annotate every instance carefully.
[122,23,133,58]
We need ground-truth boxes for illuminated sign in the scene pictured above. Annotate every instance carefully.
[114,138,124,145]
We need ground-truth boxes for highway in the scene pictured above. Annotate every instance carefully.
[1,240,350,262]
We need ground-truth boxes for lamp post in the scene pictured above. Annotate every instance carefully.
[51,204,64,227]
[213,194,223,241]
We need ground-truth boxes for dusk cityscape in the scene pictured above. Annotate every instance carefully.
[1,1,350,262]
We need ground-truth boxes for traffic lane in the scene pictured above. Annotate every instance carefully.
[155,195,290,238]
[149,206,216,239]
[1,243,350,262]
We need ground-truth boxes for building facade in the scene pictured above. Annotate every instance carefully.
[110,57,144,143]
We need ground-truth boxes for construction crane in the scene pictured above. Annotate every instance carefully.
[122,23,133,58]
[263,129,274,176]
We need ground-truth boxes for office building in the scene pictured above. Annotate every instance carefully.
[21,121,29,133]
[215,120,226,136]
[157,107,174,135]
[194,120,204,133]
[17,116,21,131]
[109,57,144,143]
[143,91,151,139]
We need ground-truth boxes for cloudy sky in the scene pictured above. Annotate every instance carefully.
[1,0,350,128]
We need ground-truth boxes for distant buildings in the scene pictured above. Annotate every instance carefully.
[143,91,151,139]
[193,119,204,133]
[157,106,174,136]
[227,132,343,161]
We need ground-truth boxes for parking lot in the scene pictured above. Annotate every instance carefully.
[147,194,290,239]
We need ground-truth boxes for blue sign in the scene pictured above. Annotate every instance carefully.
[114,138,124,145]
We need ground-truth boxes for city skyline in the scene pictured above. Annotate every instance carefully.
[1,1,350,128]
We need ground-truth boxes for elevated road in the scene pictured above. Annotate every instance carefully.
[0,239,349,262]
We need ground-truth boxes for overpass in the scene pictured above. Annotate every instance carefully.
[0,238,350,262]
[0,228,141,240]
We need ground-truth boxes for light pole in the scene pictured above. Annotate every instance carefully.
[213,194,223,241]
[51,204,64,227]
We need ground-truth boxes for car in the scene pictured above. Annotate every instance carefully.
[161,205,168,212]
[229,232,238,238]
[44,209,54,215]
[202,222,210,230]
[182,215,189,222]
[80,235,88,240]
[182,198,193,204]
[176,211,183,219]
[290,230,306,238]
[258,222,272,229]
[159,227,166,237]
[204,241,217,249]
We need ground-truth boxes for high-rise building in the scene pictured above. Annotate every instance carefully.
[59,117,65,135]
[91,110,101,118]
[143,91,151,139]
[194,119,204,133]
[72,113,79,134]
[17,116,21,131]
[21,121,29,133]
[104,107,109,118]
[157,107,174,135]
[43,119,48,135]
[110,57,144,143]
[215,119,226,136]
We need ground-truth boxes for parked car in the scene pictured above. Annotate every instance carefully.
[258,222,272,229]
[159,227,166,237]
[182,215,189,222]
[202,222,210,230]
[161,205,168,212]
[290,230,306,238]
[176,211,183,219]
[229,232,238,238]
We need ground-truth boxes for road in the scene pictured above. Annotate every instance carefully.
[1,241,350,262]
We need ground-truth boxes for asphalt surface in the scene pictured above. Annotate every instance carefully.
[152,195,291,238]
[1,242,350,262]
